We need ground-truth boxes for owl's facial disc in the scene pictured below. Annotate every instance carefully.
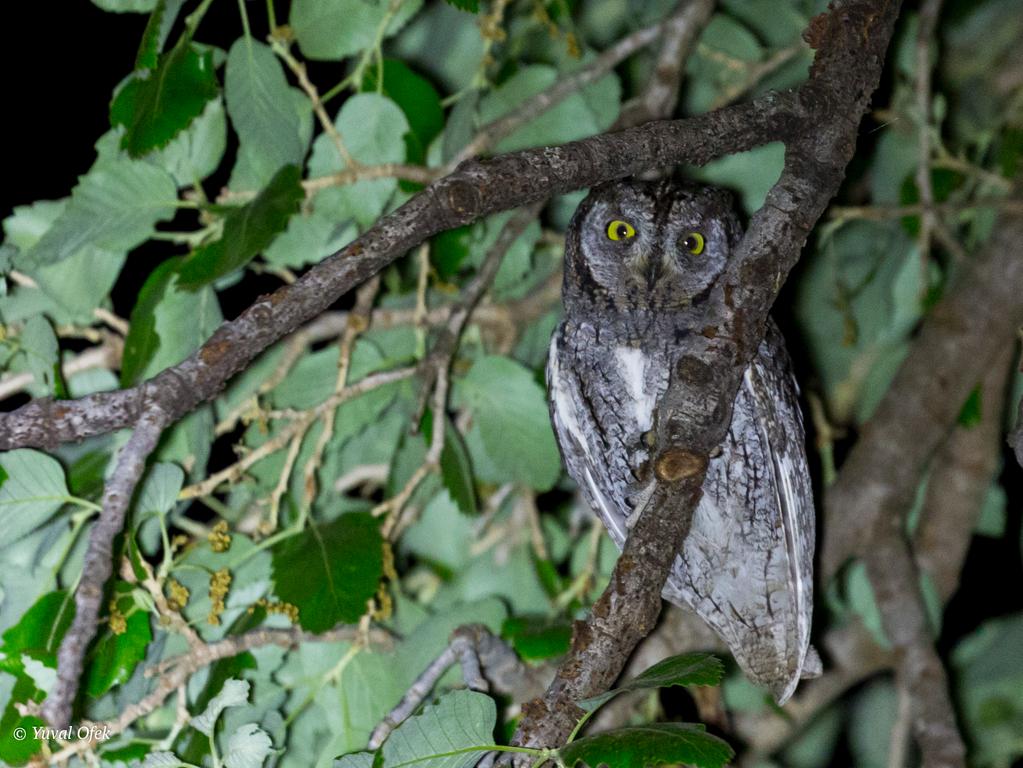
[565,180,740,311]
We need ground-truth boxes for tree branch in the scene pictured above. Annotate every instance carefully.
[510,0,905,756]
[42,401,169,728]
[0,95,799,452]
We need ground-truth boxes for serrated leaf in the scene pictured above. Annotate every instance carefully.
[224,38,305,175]
[380,689,495,768]
[111,39,220,156]
[24,158,177,267]
[142,751,191,768]
[560,723,733,768]
[223,723,273,768]
[135,0,184,70]
[290,0,423,61]
[0,450,71,545]
[84,585,152,696]
[271,513,384,632]
[190,678,250,736]
[177,164,303,288]
[453,356,561,491]
[579,653,724,712]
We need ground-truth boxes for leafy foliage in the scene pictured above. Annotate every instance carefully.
[1,1,1021,767]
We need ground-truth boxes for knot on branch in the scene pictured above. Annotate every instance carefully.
[432,174,485,225]
[654,448,707,482]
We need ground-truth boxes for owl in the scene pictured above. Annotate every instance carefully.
[547,179,817,703]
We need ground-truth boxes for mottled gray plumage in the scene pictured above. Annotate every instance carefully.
[547,179,816,703]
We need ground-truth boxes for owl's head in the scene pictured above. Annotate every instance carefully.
[564,179,742,311]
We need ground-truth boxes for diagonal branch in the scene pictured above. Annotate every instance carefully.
[42,401,169,728]
[0,96,800,453]
[510,0,905,756]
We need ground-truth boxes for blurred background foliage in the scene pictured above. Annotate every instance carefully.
[0,0,1021,766]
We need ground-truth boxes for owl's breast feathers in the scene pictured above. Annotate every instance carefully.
[548,316,816,704]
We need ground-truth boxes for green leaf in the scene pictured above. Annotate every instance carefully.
[111,39,220,156]
[15,315,63,397]
[147,97,228,186]
[84,584,152,696]
[92,0,157,11]
[477,64,620,153]
[1,590,74,661]
[134,463,185,520]
[432,226,473,280]
[380,689,495,768]
[579,653,724,712]
[501,616,571,662]
[443,0,478,10]
[290,0,423,61]
[142,752,192,768]
[191,678,250,736]
[0,450,72,546]
[223,723,274,768]
[178,164,303,288]
[560,723,733,768]
[334,753,375,768]
[24,158,177,267]
[453,356,561,491]
[362,59,444,165]
[421,409,477,516]
[952,612,1023,767]
[307,93,409,229]
[120,256,183,385]
[271,513,384,632]
[135,0,184,70]
[225,38,306,175]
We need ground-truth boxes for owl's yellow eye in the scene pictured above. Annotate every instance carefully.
[683,232,705,255]
[606,220,636,241]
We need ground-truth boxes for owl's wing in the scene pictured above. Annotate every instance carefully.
[662,321,815,704]
[546,331,634,547]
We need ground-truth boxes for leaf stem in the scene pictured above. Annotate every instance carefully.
[236,0,252,43]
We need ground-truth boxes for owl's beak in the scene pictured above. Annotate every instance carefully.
[644,254,664,289]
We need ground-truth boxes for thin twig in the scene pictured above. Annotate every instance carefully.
[367,630,489,750]
[47,623,391,763]
[452,20,667,164]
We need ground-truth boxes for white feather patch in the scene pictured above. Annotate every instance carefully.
[615,346,656,432]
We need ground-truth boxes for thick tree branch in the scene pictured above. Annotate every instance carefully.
[510,0,904,756]
[823,206,1023,575]
[915,349,1013,601]
[0,96,799,451]
[819,207,1023,768]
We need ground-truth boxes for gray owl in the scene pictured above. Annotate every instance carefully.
[547,179,816,703]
